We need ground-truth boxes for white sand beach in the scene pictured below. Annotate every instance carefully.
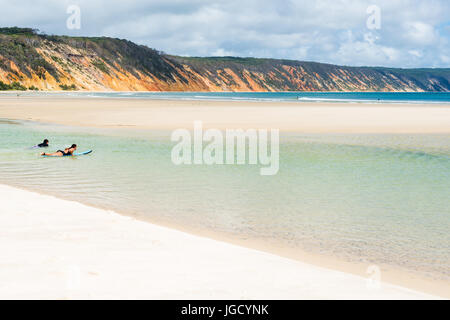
[0,96,449,133]
[0,184,441,299]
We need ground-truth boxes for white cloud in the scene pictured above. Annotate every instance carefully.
[408,50,422,58]
[212,48,234,56]
[403,21,438,45]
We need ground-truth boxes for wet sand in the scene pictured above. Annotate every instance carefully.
[0,96,449,133]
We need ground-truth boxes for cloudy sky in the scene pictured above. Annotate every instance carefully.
[1,0,449,67]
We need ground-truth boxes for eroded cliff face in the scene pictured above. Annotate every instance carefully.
[0,30,448,92]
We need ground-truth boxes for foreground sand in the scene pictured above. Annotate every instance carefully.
[0,184,440,299]
[0,96,449,133]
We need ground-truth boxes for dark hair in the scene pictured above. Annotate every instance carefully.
[70,144,77,148]
[43,139,49,143]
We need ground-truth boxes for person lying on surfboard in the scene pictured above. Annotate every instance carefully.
[37,139,49,148]
[41,144,77,157]
[30,139,49,149]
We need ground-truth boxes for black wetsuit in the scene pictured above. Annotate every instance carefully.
[57,150,72,156]
[37,143,49,148]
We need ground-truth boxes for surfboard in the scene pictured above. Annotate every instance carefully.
[41,150,93,157]
[73,150,93,156]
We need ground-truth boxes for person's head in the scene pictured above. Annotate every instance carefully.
[71,144,77,149]
[43,139,49,144]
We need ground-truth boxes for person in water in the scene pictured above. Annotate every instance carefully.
[42,144,77,157]
[37,139,49,148]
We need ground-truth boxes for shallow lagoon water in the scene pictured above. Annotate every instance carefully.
[0,119,449,280]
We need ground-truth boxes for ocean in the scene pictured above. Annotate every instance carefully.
[0,113,449,281]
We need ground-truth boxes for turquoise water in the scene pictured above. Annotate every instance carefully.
[2,91,450,103]
[0,119,449,280]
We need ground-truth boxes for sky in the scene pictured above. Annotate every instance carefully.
[0,0,449,68]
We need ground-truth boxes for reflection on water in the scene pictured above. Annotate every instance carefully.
[0,120,449,280]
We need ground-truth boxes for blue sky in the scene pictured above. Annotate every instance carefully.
[0,0,449,68]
